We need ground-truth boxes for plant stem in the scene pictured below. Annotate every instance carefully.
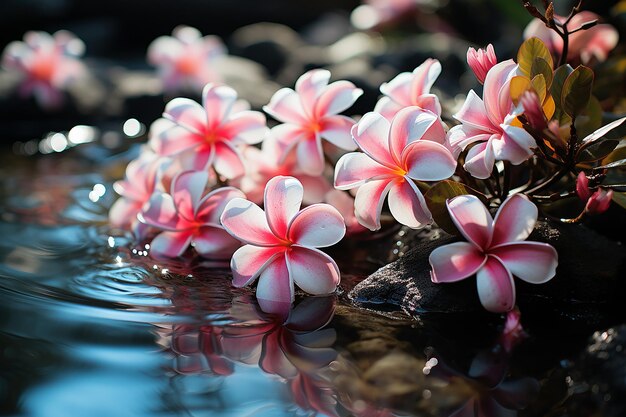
[526,166,569,196]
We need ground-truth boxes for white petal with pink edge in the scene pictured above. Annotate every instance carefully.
[387,179,431,228]
[464,139,495,179]
[476,256,516,312]
[429,242,487,283]
[221,111,268,145]
[380,71,413,105]
[196,186,246,226]
[296,136,325,176]
[192,227,241,259]
[164,98,207,134]
[354,178,394,231]
[388,107,440,163]
[334,152,396,190]
[295,69,331,114]
[453,90,497,133]
[286,246,340,295]
[447,194,493,249]
[256,255,294,304]
[409,59,442,101]
[220,198,281,246]
[150,230,194,257]
[263,88,307,124]
[482,60,517,126]
[230,245,286,287]
[351,112,396,168]
[491,194,537,246]
[493,124,535,165]
[288,204,345,247]
[313,80,362,118]
[490,241,558,284]
[171,171,209,220]
[150,124,201,157]
[213,141,245,179]
[264,176,304,239]
[140,192,183,231]
[202,83,237,129]
[320,115,357,150]
[403,140,457,181]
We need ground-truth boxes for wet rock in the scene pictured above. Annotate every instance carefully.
[565,325,626,417]
[350,220,626,315]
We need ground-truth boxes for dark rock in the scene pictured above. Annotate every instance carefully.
[349,220,626,316]
[564,325,626,417]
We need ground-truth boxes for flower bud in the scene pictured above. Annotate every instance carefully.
[466,44,497,84]
[576,172,591,201]
[520,90,548,131]
[585,188,613,215]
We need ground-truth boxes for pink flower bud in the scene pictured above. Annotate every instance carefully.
[466,44,497,84]
[520,90,547,131]
[576,172,592,201]
[585,188,613,215]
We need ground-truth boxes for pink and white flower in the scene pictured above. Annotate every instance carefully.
[374,58,442,120]
[109,150,167,240]
[220,176,345,315]
[448,60,536,179]
[149,83,268,179]
[429,194,558,313]
[234,135,332,205]
[2,30,86,109]
[466,44,497,84]
[139,170,244,258]
[264,69,363,175]
[147,25,226,93]
[334,107,457,231]
[524,11,619,64]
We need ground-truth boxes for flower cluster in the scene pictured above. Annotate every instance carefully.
[93,4,624,315]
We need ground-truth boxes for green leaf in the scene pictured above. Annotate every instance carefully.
[424,180,486,235]
[577,140,619,163]
[518,37,553,78]
[531,57,553,88]
[562,65,594,118]
[551,64,574,121]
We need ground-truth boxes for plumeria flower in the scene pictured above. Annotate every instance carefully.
[374,58,442,120]
[466,44,497,84]
[1,30,86,109]
[220,176,345,315]
[524,11,619,64]
[234,135,332,205]
[109,150,167,240]
[140,170,244,258]
[147,25,226,94]
[264,69,363,175]
[429,194,558,313]
[149,83,268,179]
[334,107,457,231]
[576,172,613,216]
[447,60,536,179]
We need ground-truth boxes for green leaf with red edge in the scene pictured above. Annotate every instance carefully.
[424,180,487,235]
[518,37,554,78]
[562,65,594,118]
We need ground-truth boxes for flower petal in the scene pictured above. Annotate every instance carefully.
[295,69,331,115]
[334,152,395,190]
[192,226,241,259]
[164,97,207,135]
[447,194,493,249]
[213,141,245,179]
[430,242,487,283]
[221,110,268,145]
[491,194,537,246]
[230,245,286,287]
[351,112,396,168]
[150,230,193,257]
[453,89,497,133]
[483,60,517,126]
[263,88,308,124]
[314,80,362,118]
[288,204,346,247]
[476,256,516,312]
[380,71,413,106]
[196,187,246,226]
[140,192,185,231]
[149,121,201,156]
[109,198,140,229]
[320,115,357,150]
[202,83,237,129]
[464,139,495,179]
[296,135,325,176]
[410,58,441,99]
[490,242,558,284]
[220,198,280,246]
[286,246,340,294]
[492,124,535,165]
[403,140,457,181]
[354,178,394,231]
[373,96,405,121]
[256,255,294,312]
[270,123,311,164]
[387,179,432,228]
[389,107,440,164]
[264,176,304,239]
[171,170,209,220]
